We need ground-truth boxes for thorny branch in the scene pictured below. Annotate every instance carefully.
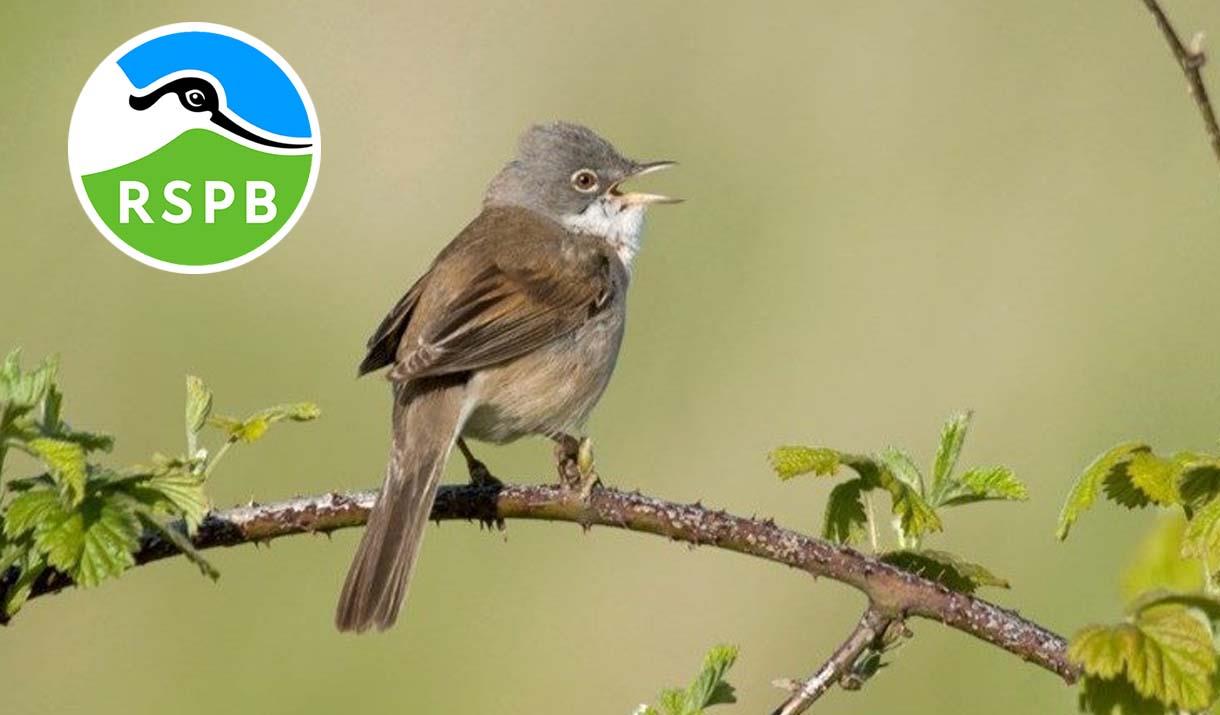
[1,483,1079,685]
[770,607,896,715]
[1141,0,1220,166]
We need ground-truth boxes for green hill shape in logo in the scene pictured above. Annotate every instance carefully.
[82,129,312,266]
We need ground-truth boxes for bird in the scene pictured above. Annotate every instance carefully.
[335,122,678,633]
[128,76,312,149]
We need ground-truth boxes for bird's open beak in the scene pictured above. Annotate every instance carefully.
[611,161,682,205]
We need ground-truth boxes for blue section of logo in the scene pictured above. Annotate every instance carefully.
[117,31,311,139]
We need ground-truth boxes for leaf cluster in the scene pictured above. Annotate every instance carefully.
[0,350,319,618]
[1059,438,1220,714]
[770,412,1026,595]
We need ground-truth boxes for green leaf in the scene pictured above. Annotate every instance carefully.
[1125,452,1182,507]
[643,645,739,715]
[878,447,924,496]
[1068,605,1217,711]
[8,489,142,588]
[1177,454,1220,510]
[822,478,870,545]
[880,549,1009,594]
[931,411,971,499]
[936,466,1028,506]
[126,471,209,533]
[257,403,322,423]
[2,550,46,617]
[658,690,686,715]
[685,644,739,710]
[25,438,87,506]
[769,446,839,480]
[185,375,213,451]
[4,488,63,538]
[34,495,141,587]
[208,402,321,445]
[48,428,114,454]
[0,350,57,412]
[136,511,218,581]
[1121,514,1203,602]
[1057,443,1150,540]
[1181,497,1220,572]
[871,460,941,542]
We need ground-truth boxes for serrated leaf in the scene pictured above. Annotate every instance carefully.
[48,428,114,453]
[645,645,739,715]
[871,459,941,542]
[1068,605,1217,711]
[4,488,63,538]
[823,478,870,545]
[1181,497,1220,572]
[25,437,86,506]
[1057,443,1150,540]
[185,375,213,442]
[880,549,1009,593]
[931,411,971,499]
[1177,454,1220,510]
[686,644,739,710]
[127,471,209,533]
[0,350,57,411]
[878,447,924,496]
[1121,514,1203,601]
[769,446,840,480]
[19,493,142,588]
[936,466,1028,507]
[1125,452,1182,506]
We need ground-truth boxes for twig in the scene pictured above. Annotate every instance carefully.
[0,483,1080,683]
[770,608,893,715]
[1141,0,1220,166]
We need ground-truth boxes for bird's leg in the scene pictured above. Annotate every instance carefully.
[552,433,601,498]
[456,437,503,488]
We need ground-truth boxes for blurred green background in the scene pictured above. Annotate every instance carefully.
[3,1,1220,712]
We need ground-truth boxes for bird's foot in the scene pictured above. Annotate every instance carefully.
[466,457,504,489]
[458,437,504,489]
[554,434,601,500]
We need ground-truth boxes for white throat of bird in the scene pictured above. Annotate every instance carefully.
[562,196,647,268]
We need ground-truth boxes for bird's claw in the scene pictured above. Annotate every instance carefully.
[555,435,601,500]
[467,458,504,489]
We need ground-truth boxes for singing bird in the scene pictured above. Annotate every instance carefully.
[336,122,678,632]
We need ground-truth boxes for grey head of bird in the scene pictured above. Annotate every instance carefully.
[483,122,679,264]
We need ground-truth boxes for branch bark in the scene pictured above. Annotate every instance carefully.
[2,482,1080,684]
[770,607,894,715]
[1141,0,1220,166]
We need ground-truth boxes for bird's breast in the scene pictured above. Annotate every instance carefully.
[461,307,626,443]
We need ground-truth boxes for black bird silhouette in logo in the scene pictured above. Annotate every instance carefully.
[129,76,311,149]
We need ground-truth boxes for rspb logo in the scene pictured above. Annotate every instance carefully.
[68,23,321,274]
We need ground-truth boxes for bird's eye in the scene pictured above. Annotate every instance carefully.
[570,169,599,193]
[184,89,206,108]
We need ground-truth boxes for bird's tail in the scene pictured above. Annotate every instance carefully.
[335,379,467,632]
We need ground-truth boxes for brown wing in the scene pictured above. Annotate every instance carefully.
[358,278,425,376]
[387,207,618,383]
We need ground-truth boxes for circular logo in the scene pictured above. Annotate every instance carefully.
[68,23,321,274]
